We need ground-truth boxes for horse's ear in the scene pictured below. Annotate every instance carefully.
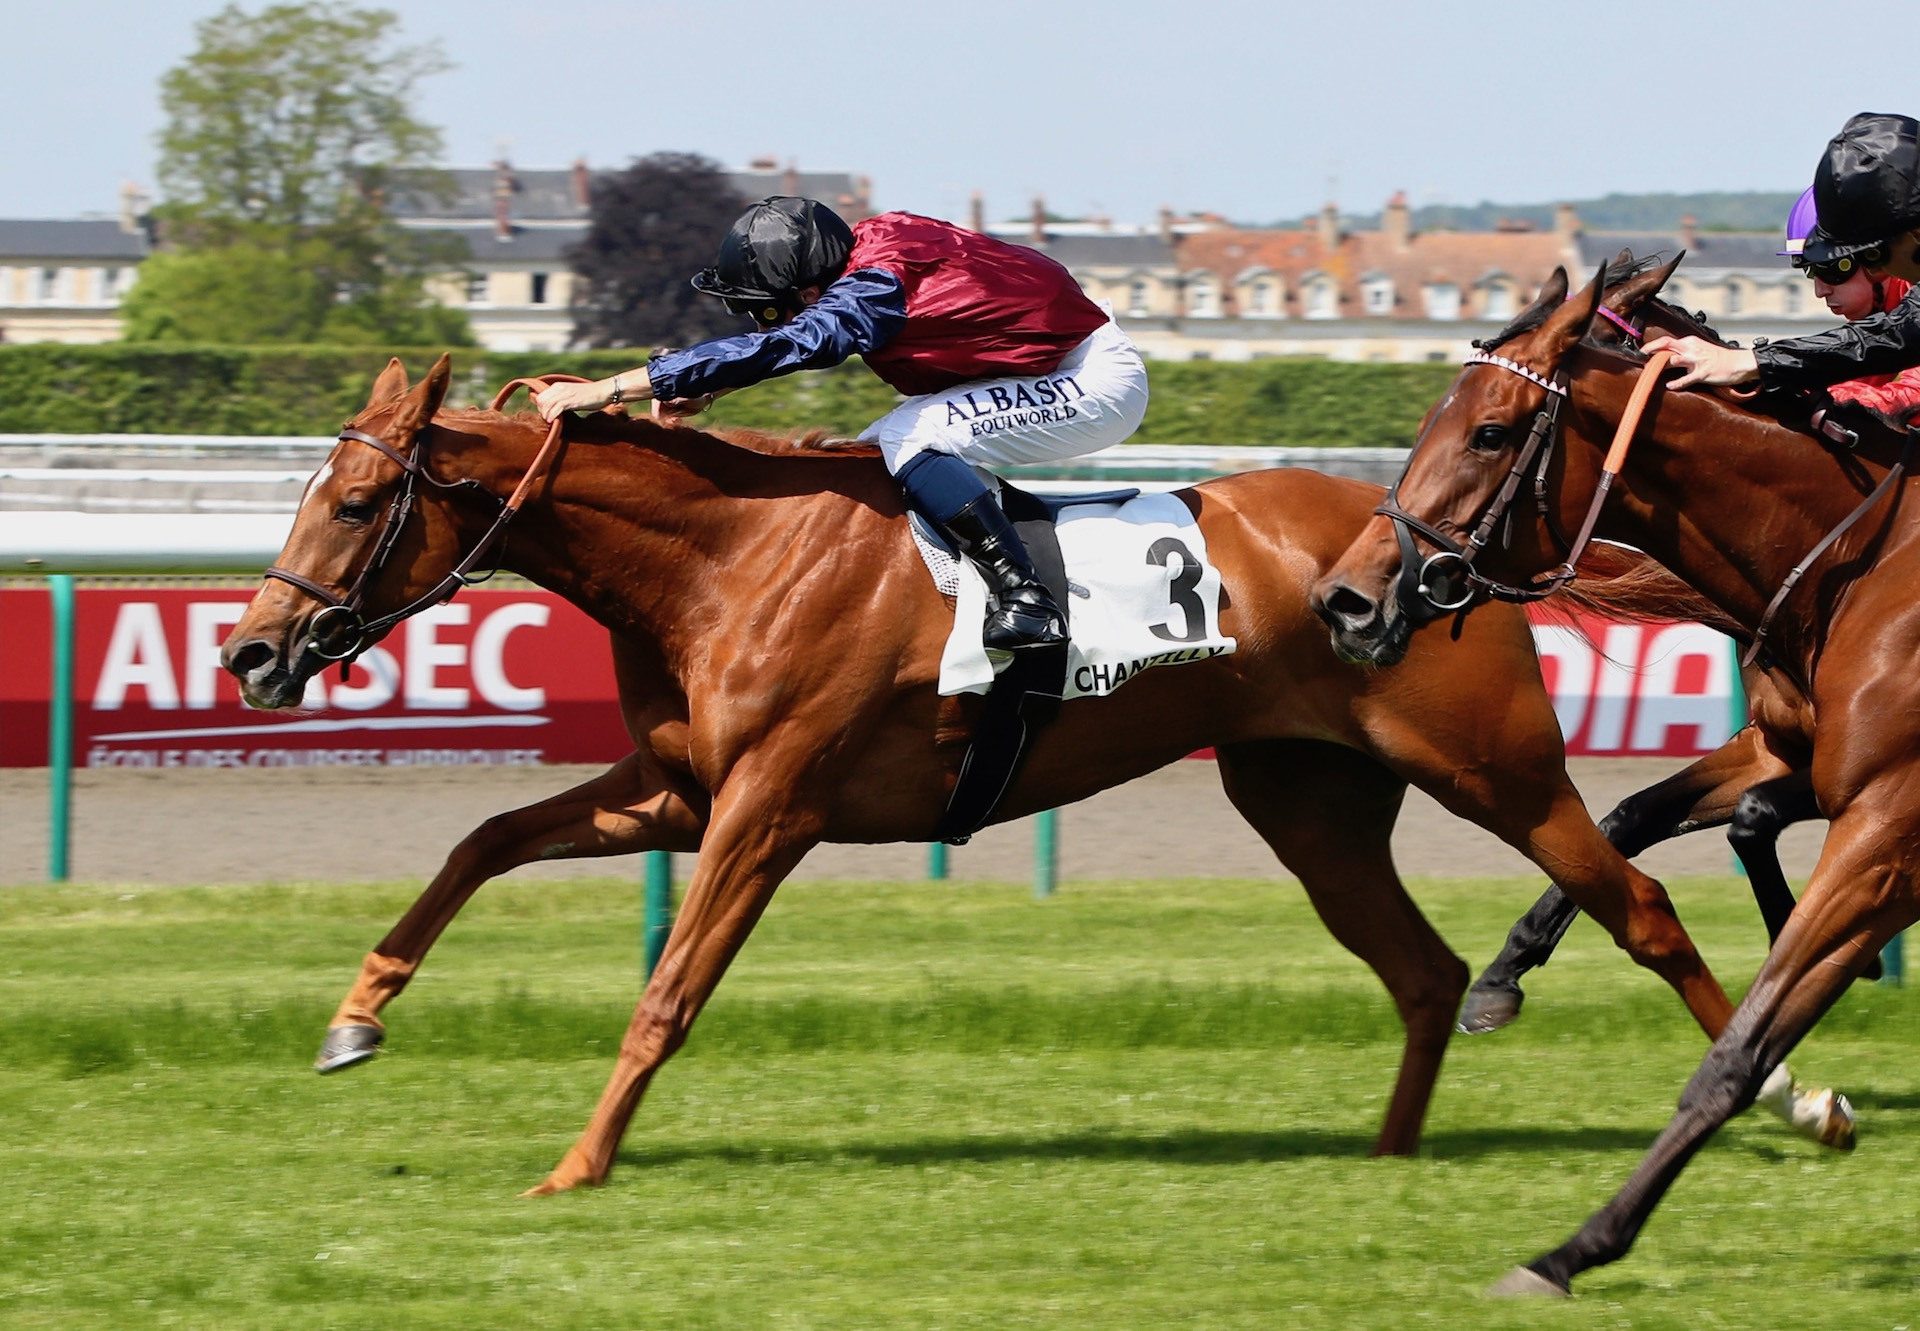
[1602,252,1685,318]
[391,353,453,435]
[1535,266,1570,310]
[365,357,409,409]
[1543,259,1605,349]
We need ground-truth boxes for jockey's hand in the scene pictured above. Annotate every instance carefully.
[1641,335,1760,390]
[652,394,715,422]
[533,379,612,421]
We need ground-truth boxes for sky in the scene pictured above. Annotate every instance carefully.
[6,0,1912,228]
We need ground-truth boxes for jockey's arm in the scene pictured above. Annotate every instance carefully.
[1750,281,1920,391]
[533,271,907,421]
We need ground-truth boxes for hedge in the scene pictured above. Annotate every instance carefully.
[0,343,1458,447]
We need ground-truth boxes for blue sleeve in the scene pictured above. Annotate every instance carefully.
[647,268,908,400]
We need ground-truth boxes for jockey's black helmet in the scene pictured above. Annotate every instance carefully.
[1804,112,1920,268]
[692,197,855,322]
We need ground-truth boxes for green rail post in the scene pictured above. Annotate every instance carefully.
[927,841,949,881]
[1881,932,1905,987]
[48,575,76,883]
[1034,809,1057,899]
[643,851,674,978]
[1727,648,1748,878]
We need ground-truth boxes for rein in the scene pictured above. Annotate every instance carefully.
[1745,425,1916,666]
[263,376,583,665]
[1375,349,1671,619]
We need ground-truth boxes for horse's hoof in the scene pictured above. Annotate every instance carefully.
[1816,1092,1857,1152]
[1457,985,1523,1035]
[1863,955,1884,983]
[1488,1266,1569,1298]
[315,1024,383,1074]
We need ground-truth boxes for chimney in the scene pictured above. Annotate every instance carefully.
[1680,212,1698,251]
[492,158,514,241]
[571,157,591,209]
[1159,206,1175,244]
[1318,201,1340,252]
[855,174,872,220]
[1554,202,1581,242]
[1383,190,1411,253]
[969,190,985,233]
[118,181,147,237]
[1030,196,1047,245]
[782,158,800,198]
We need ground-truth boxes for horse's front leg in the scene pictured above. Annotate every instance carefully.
[1461,727,1790,1034]
[317,749,707,1072]
[1500,803,1911,1296]
[524,778,824,1195]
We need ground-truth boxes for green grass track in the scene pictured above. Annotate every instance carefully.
[2,873,1916,1329]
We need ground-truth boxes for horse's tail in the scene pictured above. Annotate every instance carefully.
[1557,543,1748,642]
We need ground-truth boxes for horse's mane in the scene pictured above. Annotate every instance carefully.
[435,404,881,460]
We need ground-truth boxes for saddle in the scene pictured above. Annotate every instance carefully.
[933,483,1138,844]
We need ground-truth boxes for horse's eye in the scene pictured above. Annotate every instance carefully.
[335,499,376,525]
[1471,424,1509,452]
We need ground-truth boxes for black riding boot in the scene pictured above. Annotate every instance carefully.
[939,495,1068,653]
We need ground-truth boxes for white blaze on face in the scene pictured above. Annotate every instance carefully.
[299,460,336,515]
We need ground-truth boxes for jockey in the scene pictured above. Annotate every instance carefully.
[1647,112,1920,393]
[534,196,1150,656]
[1779,185,1920,418]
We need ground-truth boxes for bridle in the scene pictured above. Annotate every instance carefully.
[1374,344,1672,623]
[1373,352,1579,622]
[263,377,581,666]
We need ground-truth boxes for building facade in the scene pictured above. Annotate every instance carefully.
[0,175,1848,360]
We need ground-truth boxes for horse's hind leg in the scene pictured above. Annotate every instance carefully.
[1217,739,1467,1156]
[1462,728,1790,1034]
[317,750,707,1072]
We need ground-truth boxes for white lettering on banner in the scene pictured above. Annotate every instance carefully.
[470,602,548,711]
[95,602,178,710]
[1528,618,1738,756]
[327,647,400,711]
[186,603,247,708]
[1531,625,1595,739]
[1585,623,1643,752]
[405,604,470,708]
[1629,624,1735,753]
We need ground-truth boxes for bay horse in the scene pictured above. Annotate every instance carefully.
[1313,256,1916,1295]
[220,353,1845,1198]
[1459,289,1839,1032]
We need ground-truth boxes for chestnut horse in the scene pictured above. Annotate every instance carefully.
[221,354,1842,1198]
[1314,256,1915,1295]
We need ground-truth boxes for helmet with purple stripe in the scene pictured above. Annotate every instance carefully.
[1780,186,1818,258]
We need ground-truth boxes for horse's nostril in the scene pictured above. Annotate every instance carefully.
[1322,584,1379,629]
[225,639,276,678]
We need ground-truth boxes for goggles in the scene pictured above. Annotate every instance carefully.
[1796,256,1866,286]
[721,295,787,326]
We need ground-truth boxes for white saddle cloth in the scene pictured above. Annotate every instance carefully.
[913,491,1237,699]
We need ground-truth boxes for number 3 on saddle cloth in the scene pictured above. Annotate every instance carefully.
[914,483,1238,843]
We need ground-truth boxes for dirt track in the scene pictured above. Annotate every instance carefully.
[0,757,1826,888]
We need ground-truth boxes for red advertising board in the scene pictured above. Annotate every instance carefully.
[0,587,625,769]
[0,588,1744,768]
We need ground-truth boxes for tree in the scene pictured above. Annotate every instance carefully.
[157,2,447,228]
[137,2,471,346]
[569,154,751,349]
